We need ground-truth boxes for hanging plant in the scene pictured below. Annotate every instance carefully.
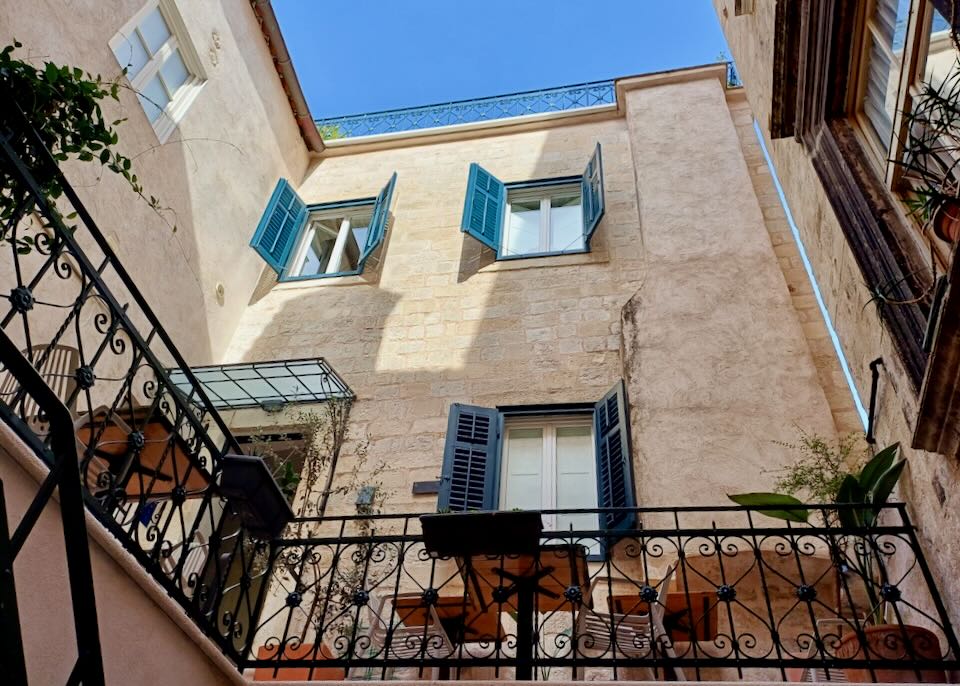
[0,40,170,253]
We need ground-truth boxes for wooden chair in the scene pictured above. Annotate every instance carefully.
[575,564,686,681]
[362,591,456,680]
[0,344,80,431]
[160,531,209,599]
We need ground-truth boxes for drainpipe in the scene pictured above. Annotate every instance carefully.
[250,0,325,154]
[866,358,884,445]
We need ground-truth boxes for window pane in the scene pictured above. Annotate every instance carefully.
[555,425,599,549]
[137,74,170,123]
[862,0,910,145]
[504,199,541,256]
[296,221,338,276]
[112,33,150,79]
[159,49,190,96]
[333,210,372,273]
[921,8,959,90]
[501,428,543,511]
[549,194,584,252]
[138,7,171,55]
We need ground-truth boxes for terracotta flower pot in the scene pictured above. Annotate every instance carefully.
[933,200,960,242]
[253,642,345,682]
[834,624,945,683]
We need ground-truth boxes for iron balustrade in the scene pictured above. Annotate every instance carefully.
[315,63,742,140]
[245,505,959,682]
[0,107,272,664]
[315,80,617,139]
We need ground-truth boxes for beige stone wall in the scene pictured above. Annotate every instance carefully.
[0,0,309,363]
[714,0,960,628]
[224,73,839,525]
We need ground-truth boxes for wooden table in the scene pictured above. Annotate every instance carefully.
[75,405,210,499]
[459,543,592,679]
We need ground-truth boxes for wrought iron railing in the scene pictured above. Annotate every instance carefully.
[0,109,271,663]
[316,80,616,139]
[244,505,958,682]
[316,62,742,140]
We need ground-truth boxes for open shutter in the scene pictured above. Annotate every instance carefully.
[460,163,505,252]
[594,380,636,532]
[581,144,605,246]
[251,179,308,274]
[437,404,501,512]
[359,172,397,268]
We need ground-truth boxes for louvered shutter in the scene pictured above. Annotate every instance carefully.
[594,380,636,532]
[251,179,308,274]
[359,172,397,268]
[460,163,505,252]
[581,143,605,246]
[437,404,501,512]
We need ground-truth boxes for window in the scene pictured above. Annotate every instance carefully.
[460,144,605,259]
[109,0,205,142]
[854,1,958,262]
[250,174,396,281]
[500,417,599,534]
[437,381,635,550]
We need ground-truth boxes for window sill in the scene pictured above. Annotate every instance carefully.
[480,250,608,273]
[273,272,374,290]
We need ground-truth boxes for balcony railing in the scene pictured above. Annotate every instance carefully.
[315,62,742,140]
[0,108,276,663]
[244,505,958,682]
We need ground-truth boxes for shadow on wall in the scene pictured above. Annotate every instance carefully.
[225,121,636,512]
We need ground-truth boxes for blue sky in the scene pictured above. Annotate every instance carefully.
[273,1,731,119]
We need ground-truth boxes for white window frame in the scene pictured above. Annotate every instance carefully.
[851,0,956,267]
[499,415,597,532]
[286,204,374,279]
[501,183,584,257]
[109,0,206,143]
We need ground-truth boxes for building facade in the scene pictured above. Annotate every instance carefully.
[1,0,957,683]
[714,0,960,632]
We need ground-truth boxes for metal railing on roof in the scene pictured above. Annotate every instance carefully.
[315,62,742,140]
[169,358,353,411]
[316,79,617,140]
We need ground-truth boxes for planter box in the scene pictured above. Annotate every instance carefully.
[420,510,542,558]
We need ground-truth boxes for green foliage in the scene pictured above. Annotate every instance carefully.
[726,492,809,523]
[727,438,905,527]
[317,123,345,141]
[772,431,866,504]
[0,41,169,251]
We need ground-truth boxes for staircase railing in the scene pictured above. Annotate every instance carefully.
[0,104,270,665]
[0,329,104,686]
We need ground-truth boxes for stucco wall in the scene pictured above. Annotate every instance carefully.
[713,0,960,628]
[0,424,238,685]
[224,74,839,522]
[0,0,309,363]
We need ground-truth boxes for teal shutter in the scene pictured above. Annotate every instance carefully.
[251,179,308,274]
[437,404,501,511]
[460,163,505,252]
[581,144,605,246]
[594,380,636,532]
[359,172,397,267]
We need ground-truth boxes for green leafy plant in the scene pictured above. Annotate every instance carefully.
[729,442,906,624]
[0,41,171,253]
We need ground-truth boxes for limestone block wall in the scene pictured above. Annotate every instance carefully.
[714,0,960,628]
[224,72,840,524]
[0,0,309,363]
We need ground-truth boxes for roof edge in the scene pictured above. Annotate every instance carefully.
[250,0,324,154]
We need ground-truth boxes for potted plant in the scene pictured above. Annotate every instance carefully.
[729,440,944,682]
[895,58,960,243]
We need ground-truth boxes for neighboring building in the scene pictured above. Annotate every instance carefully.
[714,0,960,633]
[0,0,956,684]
